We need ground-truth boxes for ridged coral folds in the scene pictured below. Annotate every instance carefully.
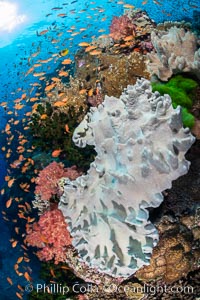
[59,78,195,278]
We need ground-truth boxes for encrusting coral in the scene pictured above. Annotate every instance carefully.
[147,26,200,81]
[99,52,150,97]
[25,208,72,264]
[59,78,195,278]
[136,214,200,283]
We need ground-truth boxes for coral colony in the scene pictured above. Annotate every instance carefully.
[147,27,200,81]
[59,78,195,277]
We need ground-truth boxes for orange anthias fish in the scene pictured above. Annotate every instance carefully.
[17,257,24,264]
[6,198,13,208]
[65,124,70,133]
[8,178,15,188]
[7,277,13,285]
[51,149,62,157]
[61,59,72,65]
[53,101,66,107]
[16,292,23,299]
[24,271,32,282]
[39,29,49,35]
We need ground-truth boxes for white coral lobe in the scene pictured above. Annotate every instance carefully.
[147,26,200,81]
[59,78,195,278]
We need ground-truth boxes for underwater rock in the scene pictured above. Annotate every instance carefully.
[59,78,195,278]
[147,27,200,81]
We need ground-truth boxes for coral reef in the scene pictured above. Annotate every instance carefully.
[44,77,88,117]
[59,78,195,278]
[75,51,150,104]
[109,15,136,41]
[151,75,198,128]
[136,214,200,283]
[30,102,96,170]
[35,162,80,201]
[147,27,200,81]
[98,52,150,97]
[125,8,155,33]
[191,86,200,139]
[144,269,200,300]
[109,10,155,54]
[25,208,72,264]
[156,20,192,31]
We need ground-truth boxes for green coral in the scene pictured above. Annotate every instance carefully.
[151,75,198,128]
[29,102,95,171]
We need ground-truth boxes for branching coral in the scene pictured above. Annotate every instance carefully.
[59,78,195,278]
[147,26,200,81]
[25,208,72,264]
[35,162,81,201]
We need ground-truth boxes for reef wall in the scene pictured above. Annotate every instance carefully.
[59,78,195,278]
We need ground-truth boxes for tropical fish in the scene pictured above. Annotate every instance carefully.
[58,70,68,77]
[17,285,24,292]
[8,178,15,188]
[17,257,24,264]
[52,149,62,157]
[7,277,13,285]
[50,268,56,277]
[6,198,13,208]
[123,4,134,8]
[38,29,49,35]
[65,124,70,133]
[40,114,48,120]
[16,292,23,299]
[78,42,90,47]
[53,101,66,107]
[89,49,102,56]
[12,240,18,248]
[62,59,72,65]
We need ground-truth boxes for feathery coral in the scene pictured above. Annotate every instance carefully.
[25,208,72,264]
[35,162,81,201]
[109,15,135,41]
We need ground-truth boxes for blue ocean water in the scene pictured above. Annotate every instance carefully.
[0,0,199,299]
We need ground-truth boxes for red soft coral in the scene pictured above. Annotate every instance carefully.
[25,208,72,264]
[35,161,81,201]
[109,15,135,41]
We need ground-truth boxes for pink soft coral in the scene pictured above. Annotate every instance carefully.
[109,15,135,41]
[35,161,81,201]
[25,208,72,264]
